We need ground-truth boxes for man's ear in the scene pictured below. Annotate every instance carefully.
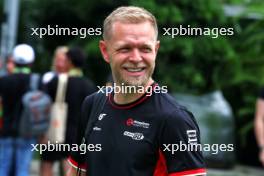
[155,41,160,53]
[99,40,110,63]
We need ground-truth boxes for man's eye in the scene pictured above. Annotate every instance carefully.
[118,48,130,52]
[141,48,152,53]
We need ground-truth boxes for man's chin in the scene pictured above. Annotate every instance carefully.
[123,79,148,88]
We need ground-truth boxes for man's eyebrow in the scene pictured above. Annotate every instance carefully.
[116,42,152,47]
[113,40,155,50]
[114,43,130,50]
[140,43,152,48]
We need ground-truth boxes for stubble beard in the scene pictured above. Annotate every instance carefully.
[111,64,155,90]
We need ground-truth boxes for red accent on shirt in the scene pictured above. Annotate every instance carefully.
[169,168,207,176]
[153,150,168,176]
[68,156,87,170]
[108,83,158,109]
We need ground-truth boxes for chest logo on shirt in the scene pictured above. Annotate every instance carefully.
[126,118,150,129]
[98,113,107,121]
[123,131,144,140]
[93,126,102,131]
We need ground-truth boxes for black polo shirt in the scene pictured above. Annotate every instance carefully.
[68,84,206,176]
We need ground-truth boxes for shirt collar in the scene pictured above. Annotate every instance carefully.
[14,67,31,74]
[68,68,83,77]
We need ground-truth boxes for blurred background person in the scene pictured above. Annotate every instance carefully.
[0,44,37,176]
[0,55,15,131]
[6,55,15,74]
[0,54,15,175]
[40,45,69,176]
[0,54,15,75]
[1,55,16,176]
[254,89,264,166]
[42,46,69,84]
[40,47,96,176]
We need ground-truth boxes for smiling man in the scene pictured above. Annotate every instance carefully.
[67,6,206,176]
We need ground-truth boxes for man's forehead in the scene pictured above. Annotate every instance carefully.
[109,22,156,42]
[114,40,154,47]
[112,21,152,30]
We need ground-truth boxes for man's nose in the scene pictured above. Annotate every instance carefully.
[129,49,142,62]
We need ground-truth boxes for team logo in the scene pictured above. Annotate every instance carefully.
[187,130,197,144]
[98,113,107,121]
[126,118,134,126]
[126,118,150,129]
[123,131,144,140]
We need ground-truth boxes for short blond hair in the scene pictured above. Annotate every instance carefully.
[103,6,158,41]
[54,46,68,57]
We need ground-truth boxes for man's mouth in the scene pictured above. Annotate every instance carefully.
[124,67,145,72]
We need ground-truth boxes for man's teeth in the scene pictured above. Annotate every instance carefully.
[126,68,144,72]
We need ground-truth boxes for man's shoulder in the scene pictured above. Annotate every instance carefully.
[155,92,195,123]
[157,92,187,112]
[82,91,106,106]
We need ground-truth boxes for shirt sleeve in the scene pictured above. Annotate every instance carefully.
[68,94,94,172]
[159,107,206,176]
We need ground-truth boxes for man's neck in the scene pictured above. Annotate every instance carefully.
[113,79,154,105]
